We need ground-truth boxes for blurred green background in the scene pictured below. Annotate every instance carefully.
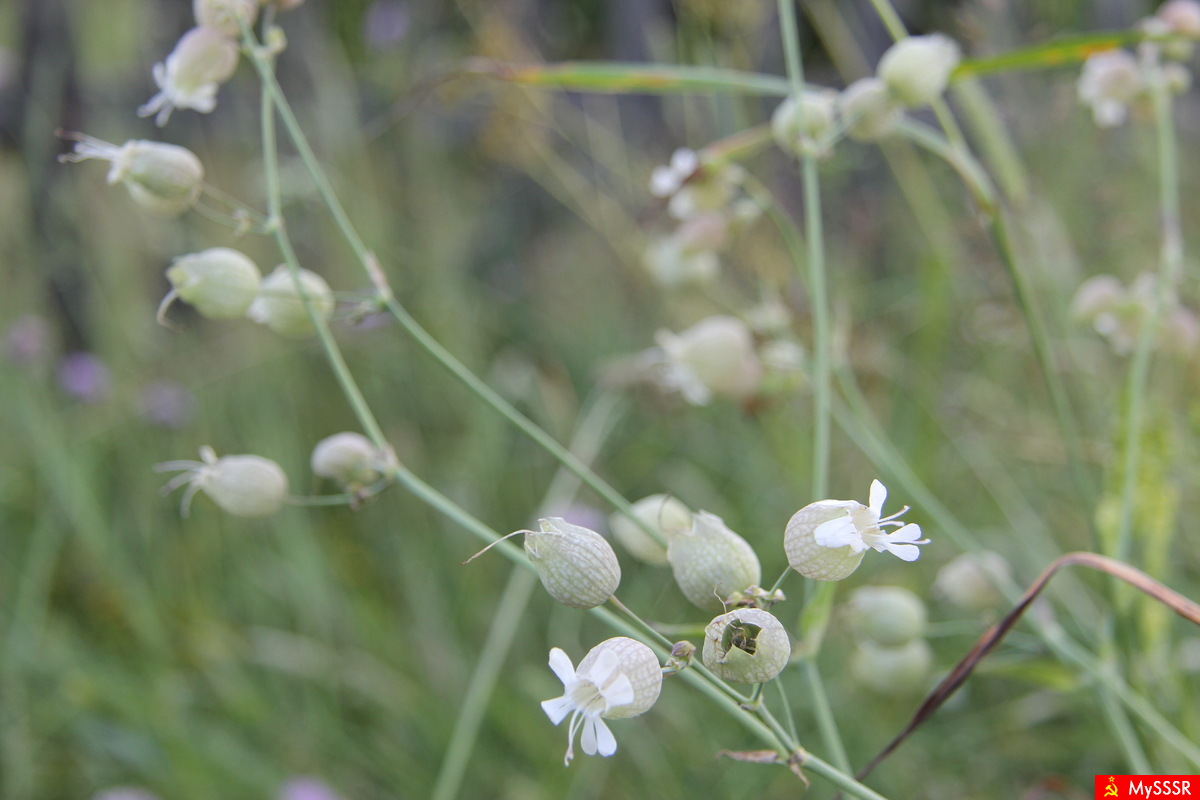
[1,1,1199,798]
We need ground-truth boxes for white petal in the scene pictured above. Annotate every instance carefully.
[541,696,574,725]
[580,717,599,756]
[882,543,922,562]
[584,649,619,687]
[592,718,618,757]
[888,523,926,543]
[547,648,576,685]
[868,479,887,517]
[670,148,698,173]
[814,516,865,551]
[602,674,634,710]
[649,167,679,197]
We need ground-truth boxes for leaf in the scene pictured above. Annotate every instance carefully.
[465,59,793,96]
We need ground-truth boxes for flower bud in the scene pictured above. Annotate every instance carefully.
[164,247,262,320]
[702,608,791,683]
[771,90,839,157]
[61,136,204,216]
[667,511,761,610]
[656,315,762,405]
[847,586,927,646]
[157,446,288,517]
[608,494,693,566]
[784,500,866,581]
[851,639,933,695]
[877,34,961,108]
[139,26,240,126]
[525,518,621,609]
[310,432,383,488]
[194,0,259,36]
[840,78,900,141]
[247,265,336,338]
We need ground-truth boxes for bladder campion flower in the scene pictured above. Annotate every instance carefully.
[60,135,204,216]
[667,510,761,610]
[193,0,259,37]
[524,517,621,609]
[654,315,762,405]
[1077,50,1144,127]
[608,494,692,566]
[541,637,662,765]
[877,34,962,108]
[310,432,384,489]
[162,247,263,321]
[785,480,928,581]
[139,26,240,126]
[840,77,900,141]
[772,89,839,158]
[847,586,928,646]
[247,265,336,338]
[157,446,288,517]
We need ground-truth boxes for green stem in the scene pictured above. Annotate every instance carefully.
[1114,68,1183,563]
[254,45,389,452]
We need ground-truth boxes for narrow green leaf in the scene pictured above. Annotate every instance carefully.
[466,58,793,96]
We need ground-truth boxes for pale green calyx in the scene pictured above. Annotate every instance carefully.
[60,135,204,216]
[667,511,761,610]
[702,608,791,684]
[877,34,962,108]
[840,78,900,142]
[608,494,693,566]
[156,446,289,518]
[771,90,839,157]
[310,431,383,489]
[851,639,933,695]
[164,247,262,321]
[247,265,336,338]
[785,480,929,581]
[138,26,240,126]
[525,518,621,609]
[847,586,928,646]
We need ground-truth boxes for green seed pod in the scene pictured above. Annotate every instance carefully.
[164,247,262,320]
[310,431,382,489]
[247,265,335,338]
[157,446,288,518]
[525,518,621,609]
[847,586,928,646]
[608,494,692,566]
[784,500,866,581]
[851,639,933,695]
[702,608,791,684]
[667,511,761,611]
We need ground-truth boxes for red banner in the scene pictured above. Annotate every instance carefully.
[1095,776,1199,798]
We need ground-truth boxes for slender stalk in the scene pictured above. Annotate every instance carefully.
[1114,68,1183,562]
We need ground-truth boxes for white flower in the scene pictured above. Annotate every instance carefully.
[139,26,240,126]
[540,637,662,765]
[1077,50,1144,128]
[813,479,929,562]
[654,315,762,405]
[649,148,699,198]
